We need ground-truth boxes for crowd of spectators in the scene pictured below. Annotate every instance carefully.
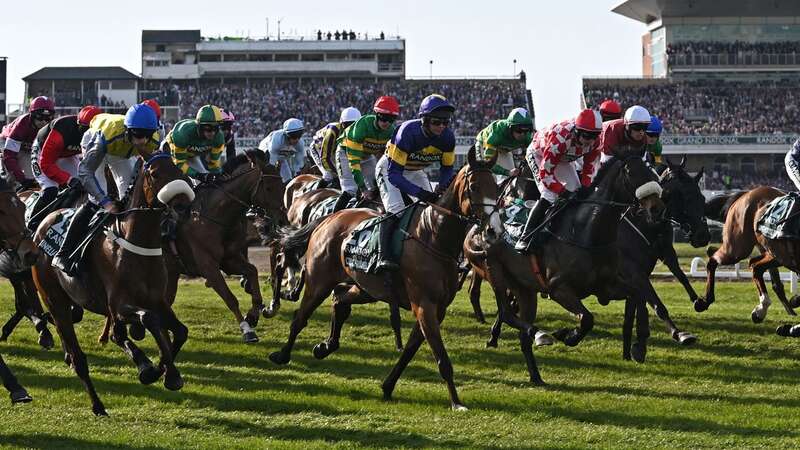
[316,30,386,41]
[145,78,527,138]
[704,169,793,191]
[667,40,800,57]
[584,79,800,135]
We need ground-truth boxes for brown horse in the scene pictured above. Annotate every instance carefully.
[32,152,195,416]
[463,154,665,372]
[697,186,800,324]
[269,147,504,410]
[283,174,322,210]
[0,179,39,403]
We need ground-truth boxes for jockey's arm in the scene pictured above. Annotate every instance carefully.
[78,136,112,206]
[170,142,195,176]
[385,142,425,197]
[40,128,71,186]
[205,143,225,174]
[579,146,601,187]
[437,151,456,191]
[1,137,26,183]
[292,141,306,175]
[538,140,566,196]
[344,137,367,190]
[319,128,338,173]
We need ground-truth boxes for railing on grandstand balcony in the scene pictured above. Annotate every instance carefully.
[670,52,800,67]
[377,62,404,72]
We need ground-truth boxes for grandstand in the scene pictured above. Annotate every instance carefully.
[584,0,800,191]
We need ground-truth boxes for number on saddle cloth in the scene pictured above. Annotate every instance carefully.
[39,208,106,260]
[758,192,800,240]
[343,206,417,274]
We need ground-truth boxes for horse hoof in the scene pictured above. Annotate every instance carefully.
[776,324,793,337]
[38,331,54,350]
[164,372,184,391]
[10,389,32,404]
[451,404,469,412]
[564,334,582,347]
[551,328,569,342]
[631,343,647,363]
[245,311,260,328]
[676,332,697,346]
[534,331,555,347]
[93,404,109,417]
[268,351,290,365]
[751,310,765,324]
[789,295,800,309]
[531,378,547,387]
[242,330,259,344]
[129,323,146,341]
[139,365,165,385]
[485,339,498,349]
[791,325,800,338]
[693,300,708,313]
[262,305,279,319]
[312,342,337,360]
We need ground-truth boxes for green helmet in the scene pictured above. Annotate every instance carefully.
[196,105,223,125]
[507,107,533,128]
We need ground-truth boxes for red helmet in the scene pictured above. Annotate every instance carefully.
[77,105,103,126]
[141,99,162,120]
[575,109,603,132]
[373,96,400,116]
[30,96,55,115]
[599,99,622,118]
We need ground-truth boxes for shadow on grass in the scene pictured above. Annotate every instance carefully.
[0,434,166,450]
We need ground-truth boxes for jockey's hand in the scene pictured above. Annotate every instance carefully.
[576,185,592,199]
[103,202,120,213]
[16,179,37,192]
[508,168,521,177]
[363,189,378,201]
[559,190,577,202]
[416,190,439,203]
[67,177,83,192]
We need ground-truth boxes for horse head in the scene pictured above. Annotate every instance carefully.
[0,181,38,266]
[661,157,710,247]
[601,154,665,223]
[139,152,195,210]
[446,146,503,240]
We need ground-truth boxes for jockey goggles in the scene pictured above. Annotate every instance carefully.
[646,131,661,138]
[628,123,649,132]
[127,128,153,139]
[376,114,397,124]
[200,124,220,133]
[428,117,450,127]
[577,130,600,140]
[287,130,304,139]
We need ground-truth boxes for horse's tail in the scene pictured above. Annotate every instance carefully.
[705,191,747,223]
[278,216,325,260]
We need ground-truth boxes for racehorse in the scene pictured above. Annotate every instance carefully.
[32,152,195,416]
[283,173,322,210]
[697,186,800,325]
[463,153,665,375]
[269,146,504,410]
[479,156,709,349]
[0,178,39,403]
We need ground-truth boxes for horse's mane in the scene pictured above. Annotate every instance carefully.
[589,156,620,189]
[223,150,268,173]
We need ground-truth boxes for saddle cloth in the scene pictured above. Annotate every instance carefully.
[499,198,536,246]
[308,195,358,222]
[343,205,418,274]
[38,208,106,260]
[758,192,800,240]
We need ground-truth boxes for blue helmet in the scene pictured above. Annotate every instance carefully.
[418,94,455,117]
[647,115,663,135]
[124,104,159,131]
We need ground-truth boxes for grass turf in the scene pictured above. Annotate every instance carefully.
[0,278,799,449]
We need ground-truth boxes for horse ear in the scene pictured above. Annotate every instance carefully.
[664,155,674,168]
[680,155,686,168]
[467,145,477,168]
[694,166,704,183]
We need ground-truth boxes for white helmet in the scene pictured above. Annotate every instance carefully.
[623,105,651,125]
[340,107,362,124]
[282,118,305,133]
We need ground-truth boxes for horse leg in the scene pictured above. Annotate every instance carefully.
[0,354,31,404]
[313,283,375,359]
[622,298,635,361]
[221,254,264,328]
[381,322,425,401]
[468,272,486,324]
[631,296,650,363]
[750,253,774,323]
[159,307,189,359]
[765,264,797,317]
[383,271,404,352]
[98,317,112,345]
[697,246,741,312]
[108,318,162,385]
[661,244,700,304]
[515,291,545,385]
[550,288,594,347]
[417,300,466,410]
[643,279,697,345]
[117,303,182,391]
[269,278,335,365]
[287,264,306,302]
[265,248,284,318]
[201,267,258,343]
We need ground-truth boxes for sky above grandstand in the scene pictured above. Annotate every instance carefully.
[1,0,643,127]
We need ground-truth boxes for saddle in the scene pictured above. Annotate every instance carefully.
[757,192,800,240]
[343,205,418,274]
[38,207,107,267]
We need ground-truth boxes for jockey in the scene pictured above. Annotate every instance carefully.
[515,109,603,252]
[785,139,800,190]
[332,96,400,211]
[599,99,622,122]
[1,96,56,191]
[308,106,361,190]
[52,104,160,275]
[259,118,306,183]
[163,105,226,184]
[598,105,651,163]
[475,107,534,180]
[141,99,166,140]
[28,105,103,225]
[644,115,663,166]
[220,109,237,163]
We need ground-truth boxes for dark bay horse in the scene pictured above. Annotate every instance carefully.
[698,185,800,325]
[0,179,39,403]
[269,147,504,410]
[32,152,195,416]
[162,150,285,343]
[463,154,665,375]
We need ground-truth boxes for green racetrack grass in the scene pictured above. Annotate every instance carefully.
[0,277,799,449]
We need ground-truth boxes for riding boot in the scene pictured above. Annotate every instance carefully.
[317,178,330,189]
[52,202,98,276]
[332,191,353,213]
[514,198,551,252]
[329,178,341,190]
[27,187,58,231]
[376,215,400,272]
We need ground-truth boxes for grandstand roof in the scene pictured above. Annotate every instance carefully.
[613,0,800,24]
[142,30,201,44]
[23,66,140,81]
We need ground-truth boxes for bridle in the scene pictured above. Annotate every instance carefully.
[422,166,499,229]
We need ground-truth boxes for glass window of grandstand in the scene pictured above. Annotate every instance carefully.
[54,80,82,106]
[156,45,166,52]
[301,54,324,62]
[275,54,300,62]
[351,53,375,60]
[223,54,247,62]
[668,24,800,67]
[326,53,349,61]
[713,156,730,173]
[774,154,785,172]
[740,157,756,174]
[199,54,222,62]
[111,80,136,90]
[249,54,273,62]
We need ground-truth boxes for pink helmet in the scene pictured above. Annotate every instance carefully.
[30,96,56,120]
[220,109,235,122]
